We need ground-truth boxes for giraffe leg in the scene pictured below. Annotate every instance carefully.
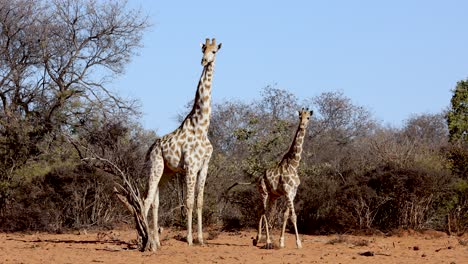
[287,193,302,249]
[254,195,267,246]
[262,197,274,249]
[185,167,198,246]
[254,178,268,247]
[279,207,290,248]
[152,187,161,247]
[253,212,263,246]
[196,155,211,245]
[143,147,164,246]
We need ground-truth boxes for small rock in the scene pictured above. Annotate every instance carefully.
[359,251,374,256]
[413,246,420,251]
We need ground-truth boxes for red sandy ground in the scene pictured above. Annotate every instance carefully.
[0,227,466,263]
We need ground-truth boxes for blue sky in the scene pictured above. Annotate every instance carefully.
[113,0,468,135]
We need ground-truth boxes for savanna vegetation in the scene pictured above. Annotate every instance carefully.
[0,0,466,244]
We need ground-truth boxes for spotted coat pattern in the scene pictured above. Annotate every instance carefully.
[143,38,221,248]
[255,108,312,249]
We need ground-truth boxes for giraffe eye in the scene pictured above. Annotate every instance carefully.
[212,51,216,54]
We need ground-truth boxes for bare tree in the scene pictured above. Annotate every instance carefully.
[69,115,158,251]
[302,91,376,182]
[403,113,448,148]
[307,91,375,144]
[259,85,299,120]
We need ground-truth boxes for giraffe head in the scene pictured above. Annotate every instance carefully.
[201,38,222,66]
[298,108,313,126]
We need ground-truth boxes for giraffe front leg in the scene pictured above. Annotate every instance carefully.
[291,210,302,249]
[279,207,290,248]
[185,168,197,246]
[196,156,210,245]
[287,194,302,249]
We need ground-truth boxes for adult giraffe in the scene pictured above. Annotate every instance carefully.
[144,38,221,247]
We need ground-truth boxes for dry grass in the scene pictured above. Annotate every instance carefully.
[326,235,372,247]
[207,230,221,240]
[326,235,348,245]
[458,239,467,246]
[351,239,371,247]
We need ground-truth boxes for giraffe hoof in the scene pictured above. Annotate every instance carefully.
[261,243,274,250]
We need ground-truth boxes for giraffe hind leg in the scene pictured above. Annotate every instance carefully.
[261,197,274,250]
[152,187,161,248]
[144,146,164,247]
[261,214,274,249]
[253,213,262,246]
[255,180,268,247]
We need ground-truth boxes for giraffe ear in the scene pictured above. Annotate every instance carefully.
[298,110,301,116]
[217,43,222,50]
[200,43,206,51]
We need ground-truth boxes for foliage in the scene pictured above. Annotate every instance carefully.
[447,79,468,142]
[446,79,468,180]
[0,0,148,218]
[0,164,122,231]
[446,142,468,179]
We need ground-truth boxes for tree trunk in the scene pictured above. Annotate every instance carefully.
[114,185,157,252]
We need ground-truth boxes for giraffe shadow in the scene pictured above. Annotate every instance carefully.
[7,237,136,248]
[205,241,251,247]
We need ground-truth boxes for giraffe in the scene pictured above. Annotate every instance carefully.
[253,108,312,249]
[143,38,221,248]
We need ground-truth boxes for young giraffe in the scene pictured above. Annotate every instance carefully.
[254,108,312,249]
[144,38,221,247]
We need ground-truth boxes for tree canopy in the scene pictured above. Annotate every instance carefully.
[447,79,468,142]
[0,0,149,222]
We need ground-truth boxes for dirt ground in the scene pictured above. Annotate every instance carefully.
[0,227,466,264]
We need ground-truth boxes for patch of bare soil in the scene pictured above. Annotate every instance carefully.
[0,228,466,263]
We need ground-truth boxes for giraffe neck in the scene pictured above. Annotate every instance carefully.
[180,62,215,132]
[282,121,307,168]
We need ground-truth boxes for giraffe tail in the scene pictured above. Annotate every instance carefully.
[225,181,255,193]
[224,169,263,194]
[220,180,257,213]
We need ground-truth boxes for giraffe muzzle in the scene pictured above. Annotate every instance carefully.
[201,58,209,66]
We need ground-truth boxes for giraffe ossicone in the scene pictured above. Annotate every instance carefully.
[143,38,221,249]
[254,108,312,249]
